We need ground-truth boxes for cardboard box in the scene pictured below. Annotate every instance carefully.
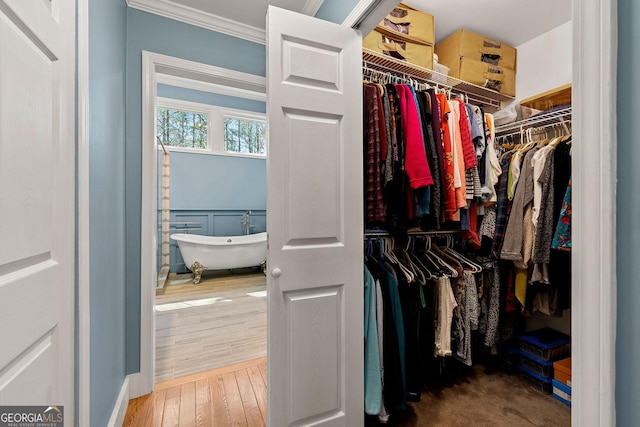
[379,3,435,45]
[363,28,434,70]
[446,57,515,96]
[436,29,517,71]
[553,357,572,387]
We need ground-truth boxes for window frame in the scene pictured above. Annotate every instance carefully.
[218,107,267,157]
[156,97,267,158]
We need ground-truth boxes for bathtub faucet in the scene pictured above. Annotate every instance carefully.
[240,210,255,235]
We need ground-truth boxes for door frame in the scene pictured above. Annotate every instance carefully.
[135,0,617,423]
[571,0,617,424]
[135,51,266,396]
[77,0,90,423]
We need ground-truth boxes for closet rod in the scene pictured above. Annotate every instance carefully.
[496,119,572,139]
[495,106,572,136]
[364,229,460,238]
[362,48,513,108]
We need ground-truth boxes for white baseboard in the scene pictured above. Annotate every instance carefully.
[107,376,130,427]
[127,371,154,400]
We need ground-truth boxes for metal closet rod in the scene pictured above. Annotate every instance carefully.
[496,119,572,139]
[362,62,477,104]
[364,229,460,238]
[495,106,572,136]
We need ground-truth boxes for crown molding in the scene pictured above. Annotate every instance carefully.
[126,0,266,45]
[301,0,325,16]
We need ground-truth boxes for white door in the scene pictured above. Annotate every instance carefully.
[267,6,363,426]
[0,0,76,420]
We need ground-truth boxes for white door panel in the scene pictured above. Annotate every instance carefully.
[267,6,363,426]
[0,0,75,418]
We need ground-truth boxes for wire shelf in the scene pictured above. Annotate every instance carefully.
[362,48,514,108]
[494,106,572,136]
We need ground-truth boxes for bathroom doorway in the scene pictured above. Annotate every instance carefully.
[148,58,268,382]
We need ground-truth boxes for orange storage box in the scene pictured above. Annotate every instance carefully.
[553,357,572,387]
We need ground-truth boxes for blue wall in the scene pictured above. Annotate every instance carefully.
[89,0,127,425]
[315,0,362,23]
[165,151,266,210]
[125,8,266,374]
[617,0,640,423]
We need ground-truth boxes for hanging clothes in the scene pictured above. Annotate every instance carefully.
[364,266,382,415]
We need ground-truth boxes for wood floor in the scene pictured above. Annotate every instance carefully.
[123,357,267,427]
[155,270,267,382]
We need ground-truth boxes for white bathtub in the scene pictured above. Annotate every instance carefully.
[170,232,267,281]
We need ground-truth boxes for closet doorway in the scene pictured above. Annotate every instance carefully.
[352,0,616,424]
[141,52,269,385]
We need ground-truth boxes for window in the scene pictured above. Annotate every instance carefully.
[157,107,208,149]
[223,116,266,155]
[156,97,266,157]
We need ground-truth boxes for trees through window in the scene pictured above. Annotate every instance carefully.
[157,108,208,149]
[224,117,266,155]
[156,98,266,157]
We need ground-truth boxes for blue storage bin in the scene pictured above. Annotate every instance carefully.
[518,349,554,378]
[519,328,571,361]
[518,365,553,394]
[552,378,572,407]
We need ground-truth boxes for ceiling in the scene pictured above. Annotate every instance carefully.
[129,0,572,47]
[404,0,572,46]
[169,0,324,29]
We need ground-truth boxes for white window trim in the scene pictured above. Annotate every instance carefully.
[218,107,268,157]
[156,97,267,158]
[156,97,211,151]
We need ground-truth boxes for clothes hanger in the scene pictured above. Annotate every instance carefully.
[425,241,459,278]
[429,244,459,278]
[442,235,483,273]
[401,239,428,282]
[383,237,414,283]
[412,237,444,279]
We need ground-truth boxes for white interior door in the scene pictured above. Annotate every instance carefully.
[0,0,75,419]
[267,6,363,426]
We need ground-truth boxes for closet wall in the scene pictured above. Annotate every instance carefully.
[515,21,572,101]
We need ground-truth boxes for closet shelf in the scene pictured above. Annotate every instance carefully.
[494,106,572,136]
[363,48,514,109]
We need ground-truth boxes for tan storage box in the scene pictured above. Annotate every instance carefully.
[447,58,515,96]
[379,3,435,45]
[363,28,434,70]
[436,29,517,71]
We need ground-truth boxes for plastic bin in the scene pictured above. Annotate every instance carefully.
[552,379,572,407]
[518,349,554,378]
[519,328,570,361]
[518,365,553,394]
[432,62,450,84]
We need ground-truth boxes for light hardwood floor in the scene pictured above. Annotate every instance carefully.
[156,270,266,382]
[124,357,267,427]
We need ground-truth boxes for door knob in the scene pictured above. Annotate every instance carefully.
[271,268,282,278]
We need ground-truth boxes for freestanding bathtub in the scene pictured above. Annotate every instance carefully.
[170,232,267,283]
